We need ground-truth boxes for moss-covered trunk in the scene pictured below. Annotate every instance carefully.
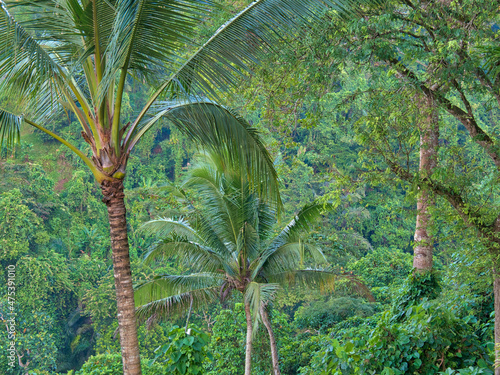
[414,95,439,271]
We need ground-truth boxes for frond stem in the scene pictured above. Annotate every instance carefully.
[24,118,106,183]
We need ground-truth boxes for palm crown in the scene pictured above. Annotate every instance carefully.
[136,152,333,317]
[134,153,369,372]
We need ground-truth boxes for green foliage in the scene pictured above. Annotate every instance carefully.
[16,251,73,309]
[347,247,413,304]
[74,353,165,375]
[309,300,491,375]
[280,333,334,375]
[439,367,493,375]
[94,321,171,361]
[390,271,442,321]
[0,189,43,260]
[152,325,211,375]
[0,308,58,374]
[294,297,377,333]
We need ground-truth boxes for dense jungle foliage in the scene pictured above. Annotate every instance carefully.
[0,0,498,374]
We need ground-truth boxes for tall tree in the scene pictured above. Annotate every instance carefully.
[413,95,439,272]
[0,0,379,373]
[296,0,500,369]
[134,153,369,375]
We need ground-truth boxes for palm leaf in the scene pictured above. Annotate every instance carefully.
[0,3,69,121]
[135,272,223,303]
[140,217,200,240]
[244,281,280,334]
[99,0,214,100]
[135,272,221,323]
[0,108,21,149]
[267,269,339,293]
[128,100,281,206]
[132,0,382,127]
[270,201,333,248]
[143,239,227,274]
[253,241,327,279]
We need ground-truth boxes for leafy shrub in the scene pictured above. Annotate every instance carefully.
[74,353,164,375]
[307,300,491,375]
[301,272,492,375]
[152,325,211,375]
[280,332,334,375]
[294,297,378,333]
[439,367,493,375]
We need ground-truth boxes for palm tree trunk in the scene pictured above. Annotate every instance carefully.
[260,304,281,375]
[244,301,253,375]
[102,179,142,375]
[413,95,439,271]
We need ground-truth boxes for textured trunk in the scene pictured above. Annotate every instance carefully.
[413,95,439,271]
[495,271,500,375]
[260,304,281,375]
[102,180,142,375]
[244,301,253,375]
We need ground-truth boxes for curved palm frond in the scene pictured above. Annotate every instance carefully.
[133,0,383,126]
[128,100,281,207]
[267,269,339,293]
[252,241,327,279]
[0,4,70,122]
[143,239,227,274]
[99,0,213,101]
[270,201,333,248]
[140,217,200,240]
[188,211,236,264]
[237,222,260,264]
[135,273,223,323]
[135,272,223,303]
[0,109,21,149]
[183,162,241,244]
[244,281,280,334]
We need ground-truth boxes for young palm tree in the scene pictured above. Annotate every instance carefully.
[0,0,380,373]
[135,153,368,375]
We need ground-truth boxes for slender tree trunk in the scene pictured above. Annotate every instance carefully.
[413,95,439,271]
[260,304,281,375]
[102,180,142,375]
[244,301,253,375]
[495,269,500,375]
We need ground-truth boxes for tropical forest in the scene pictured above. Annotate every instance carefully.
[0,0,498,374]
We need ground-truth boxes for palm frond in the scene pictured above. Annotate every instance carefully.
[267,269,339,293]
[0,108,21,149]
[0,3,69,120]
[135,273,222,324]
[182,162,240,244]
[128,100,281,207]
[244,281,280,334]
[133,0,382,126]
[135,272,222,303]
[270,201,333,248]
[143,239,227,274]
[237,222,260,264]
[253,241,327,279]
[99,0,213,99]
[140,217,200,240]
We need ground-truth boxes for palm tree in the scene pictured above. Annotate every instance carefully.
[135,153,368,375]
[0,0,379,372]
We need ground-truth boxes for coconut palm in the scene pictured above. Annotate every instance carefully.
[0,0,379,372]
[135,153,368,375]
